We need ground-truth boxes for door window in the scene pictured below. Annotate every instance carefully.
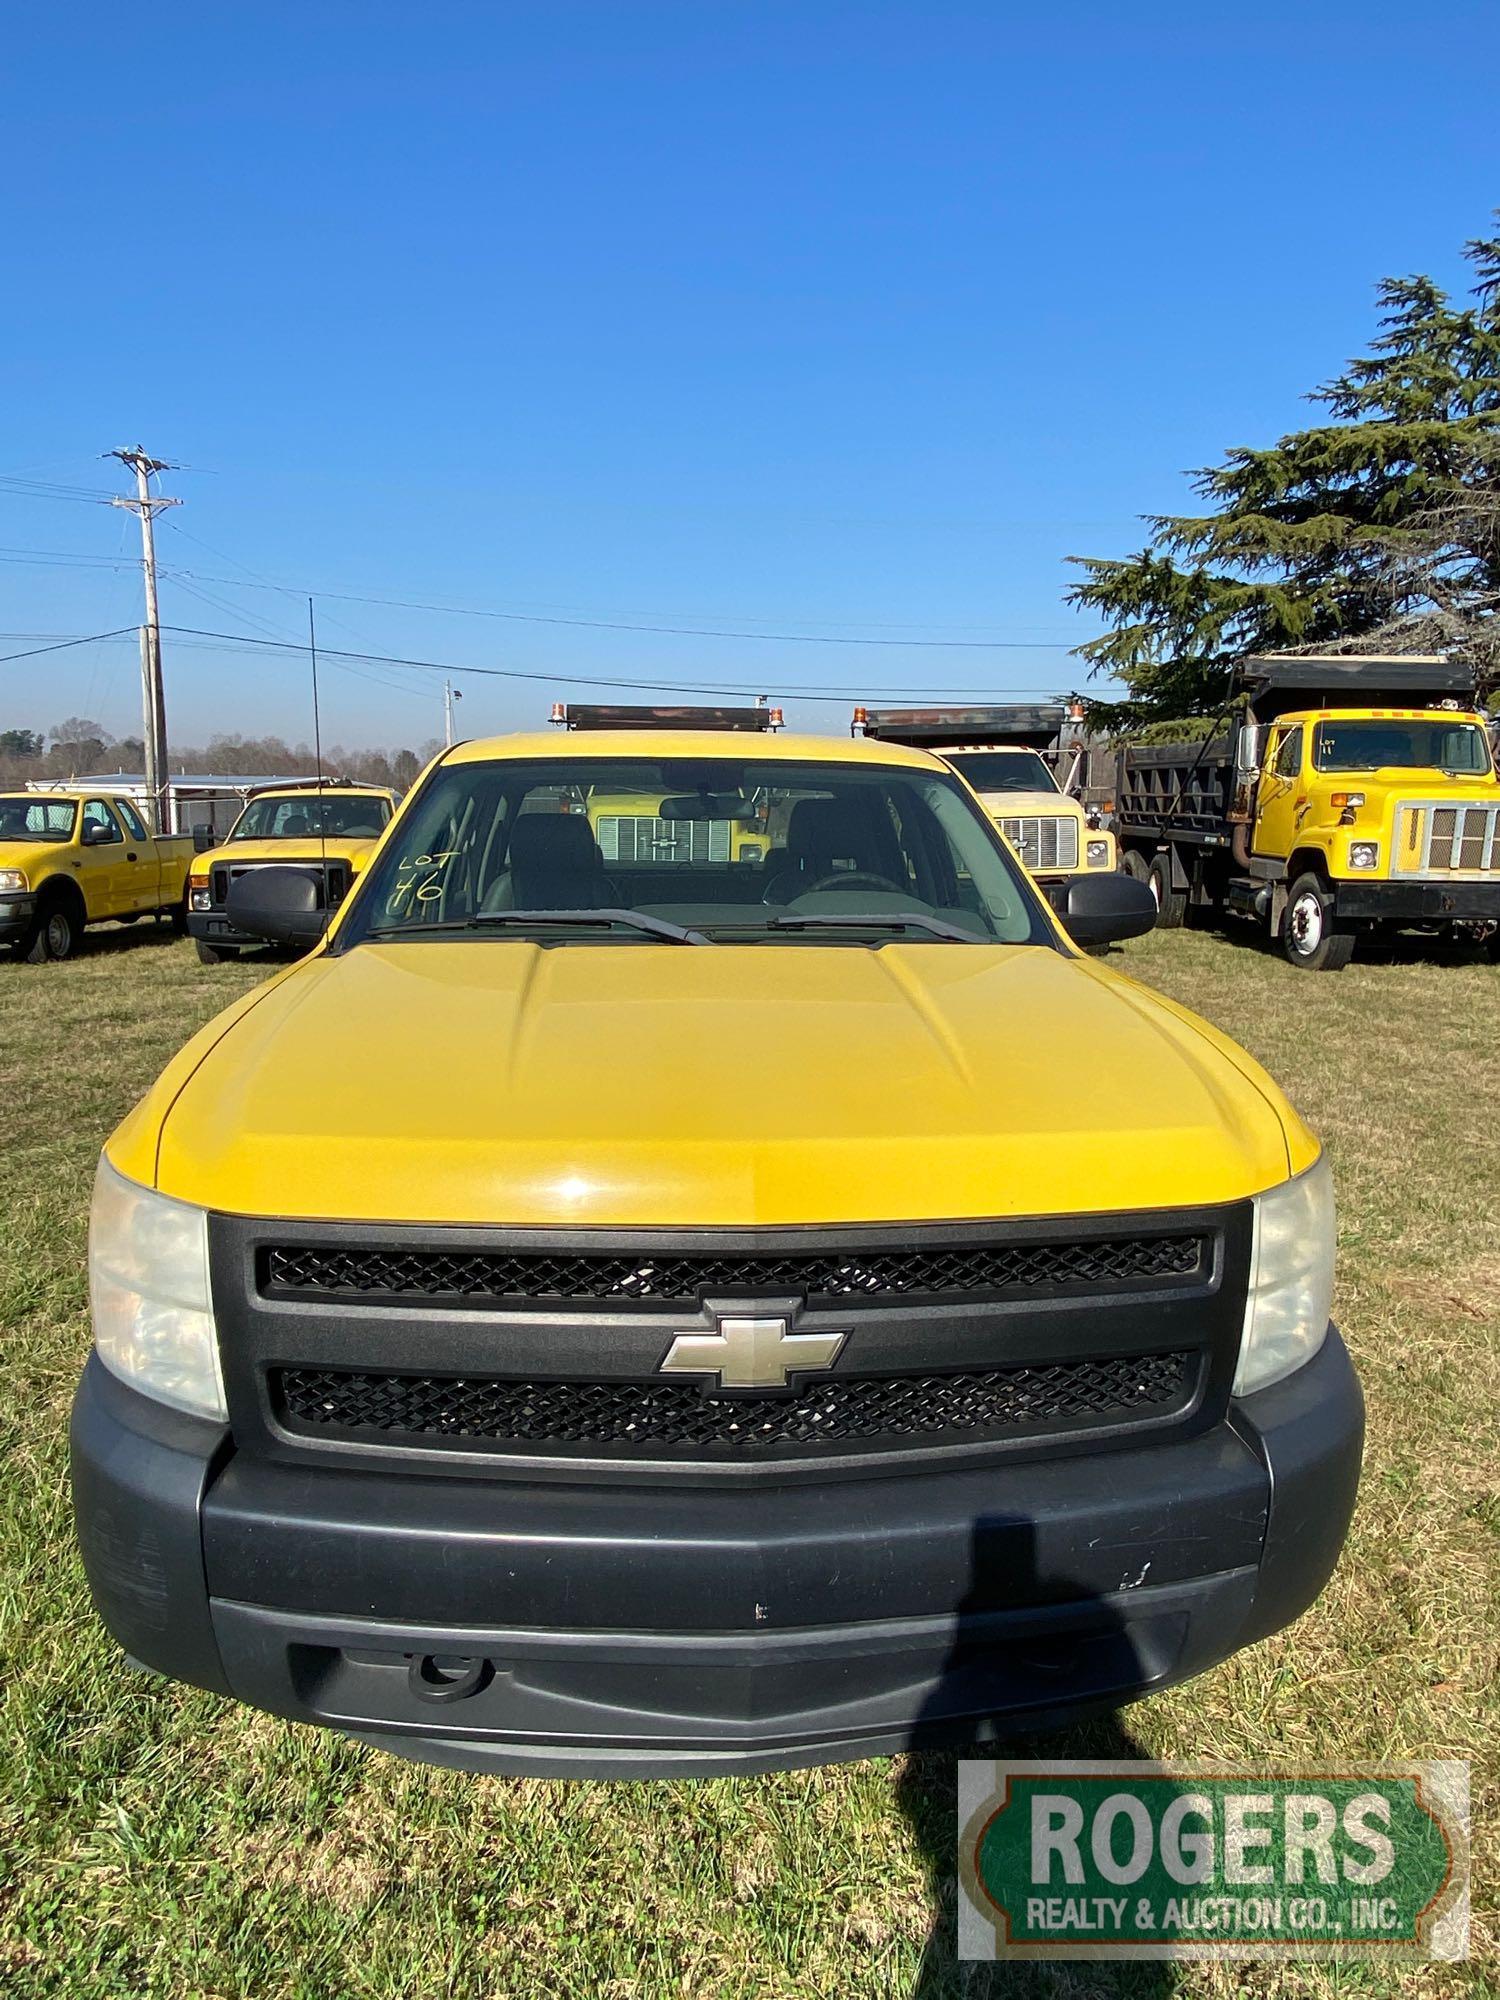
[82,799,123,842]
[1273,726,1303,779]
[114,798,149,841]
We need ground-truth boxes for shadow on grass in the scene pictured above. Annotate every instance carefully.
[893,1519,1179,1998]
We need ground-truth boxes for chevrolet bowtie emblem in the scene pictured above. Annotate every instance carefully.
[659,1314,845,1392]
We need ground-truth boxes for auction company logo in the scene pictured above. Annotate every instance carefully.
[958,1762,1469,1962]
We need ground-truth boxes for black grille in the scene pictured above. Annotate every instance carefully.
[274,1352,1192,1457]
[211,859,351,908]
[261,1233,1205,1309]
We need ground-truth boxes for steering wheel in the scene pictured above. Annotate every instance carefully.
[801,869,906,897]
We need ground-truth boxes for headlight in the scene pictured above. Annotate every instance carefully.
[89,1157,225,1420]
[0,868,27,893]
[1234,1155,1335,1397]
[1348,841,1380,869]
[1086,839,1111,868]
[189,886,213,911]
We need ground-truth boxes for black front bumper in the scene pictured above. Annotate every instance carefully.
[71,1333,1363,1776]
[1333,878,1500,922]
[186,910,253,950]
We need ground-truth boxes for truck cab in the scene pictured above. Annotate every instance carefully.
[187,780,398,963]
[0,790,194,962]
[853,706,1116,904]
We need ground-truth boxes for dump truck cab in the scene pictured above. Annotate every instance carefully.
[71,706,1362,1777]
[853,704,1115,904]
[187,779,398,963]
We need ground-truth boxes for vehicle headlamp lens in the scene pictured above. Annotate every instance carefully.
[89,1157,225,1420]
[190,887,213,911]
[1348,841,1380,869]
[0,868,27,893]
[1235,1156,1335,1397]
[1086,839,1111,867]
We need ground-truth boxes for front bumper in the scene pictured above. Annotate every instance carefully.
[0,893,35,941]
[187,910,255,949]
[1332,878,1500,922]
[71,1332,1363,1777]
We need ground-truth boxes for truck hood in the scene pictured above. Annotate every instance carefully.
[127,940,1311,1227]
[972,789,1081,819]
[0,837,69,879]
[197,837,381,872]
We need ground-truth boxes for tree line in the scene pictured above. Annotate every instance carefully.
[0,719,437,792]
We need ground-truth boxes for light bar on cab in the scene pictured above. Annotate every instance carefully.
[550,703,781,732]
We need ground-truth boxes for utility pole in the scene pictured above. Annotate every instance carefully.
[444,679,462,746]
[108,448,180,831]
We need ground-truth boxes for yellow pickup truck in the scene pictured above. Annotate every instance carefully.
[71,716,1362,1776]
[0,790,194,962]
[187,781,398,963]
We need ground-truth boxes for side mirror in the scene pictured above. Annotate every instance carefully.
[81,822,115,846]
[1060,871,1157,949]
[225,866,331,948]
[193,822,217,853]
[1235,723,1263,779]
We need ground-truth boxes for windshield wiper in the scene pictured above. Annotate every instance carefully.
[363,907,709,945]
[714,912,979,943]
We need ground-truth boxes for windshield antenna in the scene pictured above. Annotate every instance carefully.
[308,595,328,892]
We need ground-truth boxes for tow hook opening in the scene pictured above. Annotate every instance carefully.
[408,1653,493,1705]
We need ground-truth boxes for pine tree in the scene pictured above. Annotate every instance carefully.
[1068,226,1500,727]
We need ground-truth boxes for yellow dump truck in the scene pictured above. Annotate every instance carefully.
[1109,655,1500,969]
[0,789,193,961]
[187,779,398,962]
[852,704,1115,905]
[70,710,1363,1776]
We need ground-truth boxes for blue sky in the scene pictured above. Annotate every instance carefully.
[2,2,1497,753]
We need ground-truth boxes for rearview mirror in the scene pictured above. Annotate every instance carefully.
[1060,871,1157,949]
[657,794,761,823]
[192,822,217,853]
[81,822,115,846]
[1236,723,1263,779]
[225,866,331,948]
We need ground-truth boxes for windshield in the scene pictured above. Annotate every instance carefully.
[0,795,75,841]
[1312,720,1492,776]
[342,755,1054,948]
[944,751,1058,794]
[230,793,392,840]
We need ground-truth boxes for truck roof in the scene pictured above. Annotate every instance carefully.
[447,729,942,770]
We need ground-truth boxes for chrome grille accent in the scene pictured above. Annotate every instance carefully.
[597,816,732,865]
[997,815,1079,872]
[1394,801,1500,875]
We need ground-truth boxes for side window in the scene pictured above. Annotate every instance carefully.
[114,798,149,841]
[1274,725,1303,780]
[82,798,123,843]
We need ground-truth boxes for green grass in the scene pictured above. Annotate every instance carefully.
[1,922,1495,1998]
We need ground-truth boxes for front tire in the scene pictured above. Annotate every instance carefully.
[1120,849,1150,885]
[1282,872,1355,971]
[1147,854,1186,928]
[23,894,79,963]
[195,939,239,965]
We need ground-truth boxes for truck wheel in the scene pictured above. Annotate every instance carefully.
[23,892,80,963]
[1148,855,1186,928]
[1120,850,1150,885]
[195,939,239,965]
[169,893,189,936]
[1282,873,1355,971]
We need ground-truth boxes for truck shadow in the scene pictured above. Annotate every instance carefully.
[892,1519,1178,1998]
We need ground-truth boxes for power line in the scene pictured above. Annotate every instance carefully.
[157,624,1074,703]
[0,627,139,664]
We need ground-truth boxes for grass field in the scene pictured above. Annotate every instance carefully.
[1,921,1495,1998]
